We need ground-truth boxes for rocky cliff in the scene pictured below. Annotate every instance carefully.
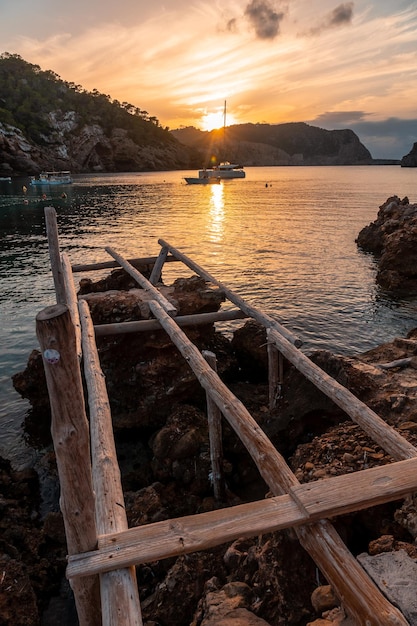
[0,120,197,177]
[172,122,374,166]
[401,142,417,167]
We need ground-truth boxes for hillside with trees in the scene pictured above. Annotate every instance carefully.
[0,53,199,175]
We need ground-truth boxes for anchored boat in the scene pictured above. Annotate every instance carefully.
[184,176,221,185]
[198,162,245,180]
[30,171,73,186]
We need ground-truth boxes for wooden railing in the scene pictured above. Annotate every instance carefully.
[38,207,415,626]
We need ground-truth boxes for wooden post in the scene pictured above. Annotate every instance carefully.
[44,207,66,304]
[203,351,225,501]
[267,341,279,410]
[149,245,168,285]
[148,300,408,626]
[78,299,143,626]
[268,342,285,409]
[105,246,177,316]
[61,252,81,360]
[36,304,101,626]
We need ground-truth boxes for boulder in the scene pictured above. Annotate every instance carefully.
[356,196,417,293]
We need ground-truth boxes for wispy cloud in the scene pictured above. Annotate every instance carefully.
[303,2,354,36]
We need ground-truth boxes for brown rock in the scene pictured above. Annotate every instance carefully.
[311,585,338,612]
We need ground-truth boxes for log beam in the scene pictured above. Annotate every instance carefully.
[78,299,143,626]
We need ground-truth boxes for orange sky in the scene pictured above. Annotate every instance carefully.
[1,0,417,157]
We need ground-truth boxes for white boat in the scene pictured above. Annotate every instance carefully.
[30,171,73,186]
[198,101,245,179]
[184,176,221,185]
[0,176,11,182]
[198,162,245,179]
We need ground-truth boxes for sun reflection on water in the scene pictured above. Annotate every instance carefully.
[207,183,225,243]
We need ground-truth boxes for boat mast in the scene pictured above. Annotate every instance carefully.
[222,100,226,163]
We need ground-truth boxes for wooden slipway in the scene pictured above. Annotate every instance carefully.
[37,207,416,626]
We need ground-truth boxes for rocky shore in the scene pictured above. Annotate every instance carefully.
[4,199,417,625]
[356,195,417,294]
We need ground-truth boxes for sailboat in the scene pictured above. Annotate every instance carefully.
[198,101,245,180]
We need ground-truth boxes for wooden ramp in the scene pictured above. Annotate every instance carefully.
[37,207,416,626]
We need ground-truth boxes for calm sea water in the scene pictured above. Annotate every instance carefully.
[1,166,416,467]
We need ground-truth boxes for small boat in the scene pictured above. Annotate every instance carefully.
[198,102,245,180]
[0,176,11,182]
[184,176,221,185]
[198,162,245,180]
[30,171,73,186]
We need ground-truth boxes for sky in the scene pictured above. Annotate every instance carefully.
[1,0,417,159]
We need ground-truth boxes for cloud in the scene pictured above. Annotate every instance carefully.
[329,3,354,27]
[244,0,286,39]
[313,110,368,126]
[305,2,354,36]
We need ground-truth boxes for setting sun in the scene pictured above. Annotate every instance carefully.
[200,105,238,132]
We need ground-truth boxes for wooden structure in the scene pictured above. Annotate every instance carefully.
[37,207,417,625]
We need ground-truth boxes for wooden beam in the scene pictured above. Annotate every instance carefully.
[36,304,100,625]
[291,455,417,516]
[72,254,179,273]
[93,309,248,336]
[78,299,143,626]
[267,328,417,462]
[158,238,302,347]
[105,246,177,317]
[66,456,417,580]
[67,494,301,578]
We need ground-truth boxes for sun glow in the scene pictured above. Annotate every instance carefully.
[200,111,238,131]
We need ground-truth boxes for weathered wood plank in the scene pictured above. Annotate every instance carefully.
[72,254,179,273]
[94,309,248,336]
[66,457,417,580]
[44,207,66,304]
[268,327,417,462]
[78,299,143,626]
[67,494,302,578]
[105,246,177,316]
[291,455,417,516]
[36,304,100,625]
[158,238,302,347]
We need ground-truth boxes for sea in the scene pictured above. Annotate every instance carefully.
[0,165,416,469]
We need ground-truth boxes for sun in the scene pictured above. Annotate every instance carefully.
[200,111,238,132]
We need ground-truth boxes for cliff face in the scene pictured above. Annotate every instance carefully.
[0,120,197,176]
[172,122,374,166]
[401,142,417,167]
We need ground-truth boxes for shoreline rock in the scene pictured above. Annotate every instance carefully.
[356,195,417,294]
